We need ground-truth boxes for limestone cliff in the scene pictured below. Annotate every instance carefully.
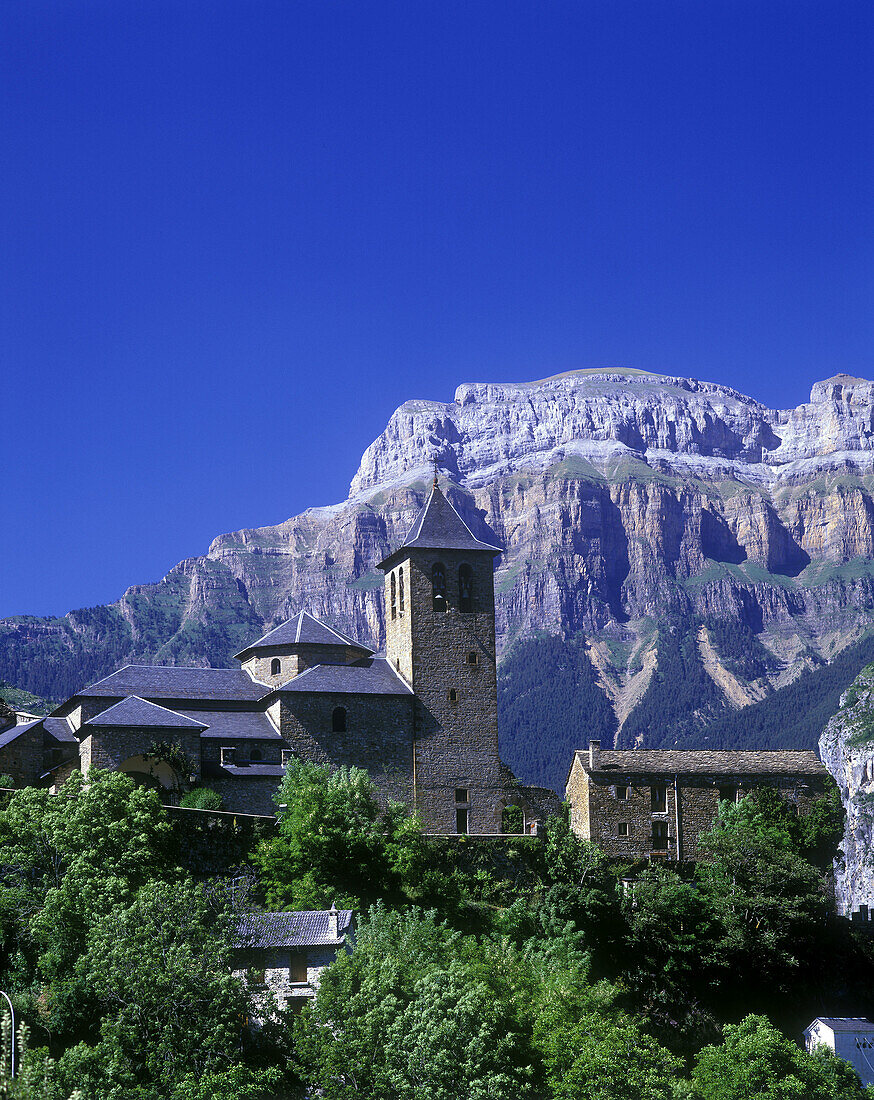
[819,665,874,916]
[5,368,874,756]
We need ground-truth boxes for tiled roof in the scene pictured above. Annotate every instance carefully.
[174,709,281,741]
[576,749,826,777]
[42,717,78,745]
[379,484,502,567]
[234,909,354,949]
[84,696,208,729]
[75,665,271,703]
[0,720,40,751]
[277,657,413,696]
[808,1018,874,1033]
[235,611,372,658]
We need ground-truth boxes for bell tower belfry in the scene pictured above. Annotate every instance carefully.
[378,478,505,833]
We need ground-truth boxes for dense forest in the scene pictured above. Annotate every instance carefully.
[0,764,870,1099]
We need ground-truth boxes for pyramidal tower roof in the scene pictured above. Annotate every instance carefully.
[234,611,372,660]
[379,481,503,569]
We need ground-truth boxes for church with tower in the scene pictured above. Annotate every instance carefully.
[0,482,557,832]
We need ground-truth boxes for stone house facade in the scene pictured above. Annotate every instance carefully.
[232,907,354,1018]
[0,481,555,831]
[566,740,829,862]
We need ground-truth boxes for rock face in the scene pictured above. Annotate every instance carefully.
[6,368,874,747]
[819,665,874,916]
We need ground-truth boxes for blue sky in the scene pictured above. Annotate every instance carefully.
[2,0,872,617]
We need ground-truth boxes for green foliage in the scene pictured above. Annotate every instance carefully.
[696,798,831,1003]
[501,804,524,833]
[704,632,874,750]
[59,880,249,1098]
[532,1004,681,1100]
[0,684,55,718]
[498,634,616,791]
[179,787,224,811]
[703,618,777,681]
[691,1015,870,1099]
[253,760,425,910]
[0,1022,79,1100]
[621,621,724,750]
[0,770,175,1034]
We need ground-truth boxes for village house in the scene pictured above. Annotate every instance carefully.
[804,1018,874,1087]
[565,740,829,861]
[0,481,558,833]
[233,906,354,1017]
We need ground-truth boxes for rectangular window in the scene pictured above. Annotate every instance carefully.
[615,785,628,801]
[289,954,308,984]
[651,785,667,813]
[456,808,469,834]
[651,821,669,850]
[718,785,737,804]
[455,788,469,803]
[618,822,629,837]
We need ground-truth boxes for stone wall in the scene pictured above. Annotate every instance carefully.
[242,643,360,689]
[277,691,415,807]
[79,726,203,783]
[211,777,282,816]
[570,763,829,861]
[0,724,45,786]
[232,944,344,1017]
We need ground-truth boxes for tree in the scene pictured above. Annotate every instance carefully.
[622,866,718,1051]
[0,770,174,1037]
[691,1014,870,1099]
[535,812,625,973]
[56,880,252,1098]
[696,797,830,1003]
[532,1004,681,1100]
[253,761,424,909]
[294,905,537,1100]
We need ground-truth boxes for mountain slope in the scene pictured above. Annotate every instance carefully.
[6,368,874,784]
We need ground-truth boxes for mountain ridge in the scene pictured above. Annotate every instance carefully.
[5,368,874,785]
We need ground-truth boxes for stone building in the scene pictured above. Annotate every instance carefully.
[0,481,555,831]
[232,906,354,1017]
[566,741,829,862]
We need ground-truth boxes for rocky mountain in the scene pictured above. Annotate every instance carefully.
[5,368,874,788]
[819,664,874,917]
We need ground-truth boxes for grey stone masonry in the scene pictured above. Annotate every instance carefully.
[384,545,505,833]
[566,741,830,861]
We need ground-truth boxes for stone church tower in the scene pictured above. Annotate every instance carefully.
[378,480,506,833]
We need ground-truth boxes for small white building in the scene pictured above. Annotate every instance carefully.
[233,906,354,1018]
[803,1017,874,1086]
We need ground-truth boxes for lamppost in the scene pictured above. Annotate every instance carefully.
[0,990,14,1078]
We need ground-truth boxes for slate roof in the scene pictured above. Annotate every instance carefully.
[74,665,271,703]
[575,749,826,778]
[175,709,281,741]
[220,764,286,779]
[0,719,40,751]
[235,611,372,659]
[277,657,413,696]
[84,696,208,730]
[379,483,502,567]
[42,717,78,745]
[807,1018,874,1033]
[235,909,354,949]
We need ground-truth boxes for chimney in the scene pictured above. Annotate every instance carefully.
[220,746,236,767]
[328,902,339,940]
[589,740,601,769]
